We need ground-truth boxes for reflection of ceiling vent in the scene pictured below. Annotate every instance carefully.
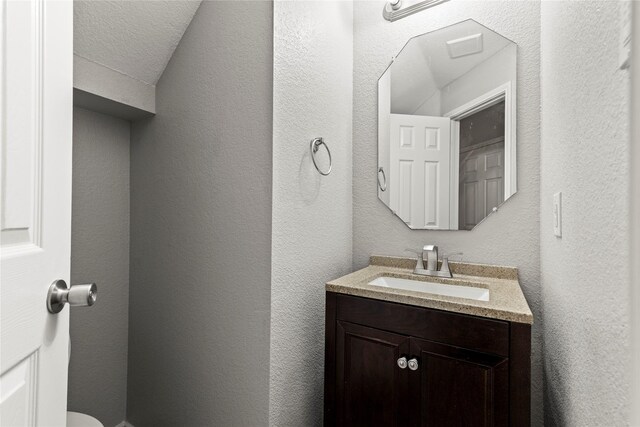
[446,33,483,58]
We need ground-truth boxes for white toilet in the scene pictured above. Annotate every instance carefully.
[66,337,104,427]
[67,411,103,427]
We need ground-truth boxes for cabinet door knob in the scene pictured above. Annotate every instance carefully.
[397,357,408,369]
[408,358,419,371]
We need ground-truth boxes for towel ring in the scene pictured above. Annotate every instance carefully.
[310,137,332,176]
[377,167,387,191]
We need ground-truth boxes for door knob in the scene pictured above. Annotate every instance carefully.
[408,358,419,371]
[397,357,408,369]
[47,279,97,314]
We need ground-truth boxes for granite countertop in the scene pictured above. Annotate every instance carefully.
[326,255,533,324]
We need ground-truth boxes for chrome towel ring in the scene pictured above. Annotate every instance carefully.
[377,166,387,191]
[310,137,332,176]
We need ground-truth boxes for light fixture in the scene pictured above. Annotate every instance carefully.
[383,0,450,22]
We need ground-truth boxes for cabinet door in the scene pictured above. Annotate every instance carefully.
[409,338,509,427]
[336,321,411,426]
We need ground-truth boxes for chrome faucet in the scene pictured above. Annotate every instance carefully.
[406,245,462,278]
[423,245,438,271]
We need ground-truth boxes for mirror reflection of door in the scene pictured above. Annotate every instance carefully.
[389,114,451,229]
[377,19,517,231]
[458,101,505,230]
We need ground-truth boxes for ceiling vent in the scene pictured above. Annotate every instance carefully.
[446,33,483,58]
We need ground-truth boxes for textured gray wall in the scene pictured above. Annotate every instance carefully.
[270,1,353,424]
[631,4,640,425]
[69,107,130,427]
[127,2,273,426]
[540,2,631,425]
[352,2,543,423]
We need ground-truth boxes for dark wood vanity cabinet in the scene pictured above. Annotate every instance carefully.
[324,292,531,427]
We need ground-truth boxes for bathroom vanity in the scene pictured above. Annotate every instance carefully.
[325,17,532,425]
[323,256,532,426]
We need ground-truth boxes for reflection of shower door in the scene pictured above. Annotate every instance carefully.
[459,141,505,230]
[389,114,451,229]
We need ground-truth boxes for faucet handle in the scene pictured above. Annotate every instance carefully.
[404,248,424,270]
[440,252,463,278]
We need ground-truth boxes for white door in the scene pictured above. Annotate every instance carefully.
[459,143,505,230]
[389,114,451,229]
[1,0,73,426]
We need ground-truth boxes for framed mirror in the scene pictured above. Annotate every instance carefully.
[377,19,517,230]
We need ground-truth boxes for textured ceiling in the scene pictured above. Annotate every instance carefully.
[74,0,202,85]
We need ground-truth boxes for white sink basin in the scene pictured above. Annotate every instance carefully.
[368,276,490,301]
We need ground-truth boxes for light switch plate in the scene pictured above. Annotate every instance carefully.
[553,192,562,237]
